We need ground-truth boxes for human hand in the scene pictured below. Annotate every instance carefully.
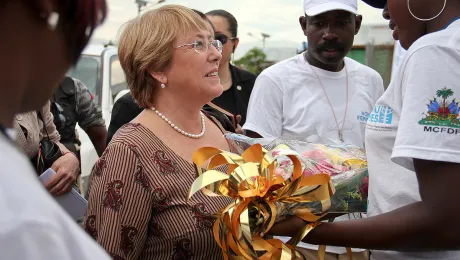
[46,153,80,196]
[235,115,243,134]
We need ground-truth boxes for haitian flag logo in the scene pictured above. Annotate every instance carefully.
[419,87,460,129]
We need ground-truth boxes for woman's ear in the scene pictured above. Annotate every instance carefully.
[232,38,240,53]
[147,70,167,84]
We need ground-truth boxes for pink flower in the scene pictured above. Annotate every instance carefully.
[359,176,369,198]
[279,161,290,168]
[274,167,290,180]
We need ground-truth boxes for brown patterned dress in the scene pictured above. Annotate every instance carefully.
[85,123,232,260]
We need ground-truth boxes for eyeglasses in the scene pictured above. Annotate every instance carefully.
[176,39,223,54]
[214,34,237,45]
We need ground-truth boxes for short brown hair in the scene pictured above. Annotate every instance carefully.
[118,5,210,108]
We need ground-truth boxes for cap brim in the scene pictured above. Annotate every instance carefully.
[362,0,386,9]
[305,2,358,16]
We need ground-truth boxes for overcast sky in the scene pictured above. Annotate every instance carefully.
[93,0,389,57]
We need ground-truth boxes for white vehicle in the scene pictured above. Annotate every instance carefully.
[66,44,128,196]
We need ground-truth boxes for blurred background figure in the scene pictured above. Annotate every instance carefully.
[206,9,256,125]
[13,102,81,196]
[0,0,110,259]
[51,76,107,157]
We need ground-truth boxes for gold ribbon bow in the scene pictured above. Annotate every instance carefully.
[188,144,335,260]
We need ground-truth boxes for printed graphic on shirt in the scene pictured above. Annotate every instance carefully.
[366,105,394,132]
[419,88,460,134]
[120,225,138,256]
[357,111,370,124]
[368,105,393,124]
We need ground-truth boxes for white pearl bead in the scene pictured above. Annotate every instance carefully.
[150,107,205,139]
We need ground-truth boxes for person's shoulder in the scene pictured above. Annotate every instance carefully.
[232,65,257,80]
[405,24,460,61]
[345,57,382,81]
[109,123,155,150]
[256,54,303,86]
[261,54,301,75]
[115,92,139,108]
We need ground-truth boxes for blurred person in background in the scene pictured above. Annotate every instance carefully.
[0,0,110,259]
[51,76,107,157]
[270,0,460,259]
[14,101,81,195]
[206,9,256,125]
[85,5,233,259]
[106,9,240,145]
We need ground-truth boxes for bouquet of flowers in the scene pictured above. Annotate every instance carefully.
[227,134,369,218]
[187,134,368,259]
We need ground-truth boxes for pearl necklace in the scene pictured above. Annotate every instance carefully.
[151,107,206,139]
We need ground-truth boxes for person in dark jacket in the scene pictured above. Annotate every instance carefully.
[206,10,257,125]
[52,76,107,157]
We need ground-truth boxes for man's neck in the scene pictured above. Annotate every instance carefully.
[305,52,344,72]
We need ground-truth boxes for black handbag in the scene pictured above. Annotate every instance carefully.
[33,111,62,174]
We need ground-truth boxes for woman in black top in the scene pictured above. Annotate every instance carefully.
[206,10,257,125]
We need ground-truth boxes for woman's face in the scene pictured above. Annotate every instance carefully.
[164,29,223,104]
[386,0,441,49]
[206,15,238,65]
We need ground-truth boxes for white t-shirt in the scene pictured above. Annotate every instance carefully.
[0,133,110,260]
[366,20,460,260]
[244,54,384,254]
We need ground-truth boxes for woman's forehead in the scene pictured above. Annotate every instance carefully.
[182,29,214,41]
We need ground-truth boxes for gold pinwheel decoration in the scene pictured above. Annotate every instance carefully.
[188,144,335,259]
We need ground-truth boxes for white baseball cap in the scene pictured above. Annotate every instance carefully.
[304,0,358,16]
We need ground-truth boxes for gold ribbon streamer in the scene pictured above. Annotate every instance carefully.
[188,144,335,259]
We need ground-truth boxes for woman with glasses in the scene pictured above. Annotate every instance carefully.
[85,5,233,259]
[206,10,257,125]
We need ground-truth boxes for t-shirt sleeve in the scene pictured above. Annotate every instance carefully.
[392,45,460,170]
[242,74,283,138]
[373,71,385,101]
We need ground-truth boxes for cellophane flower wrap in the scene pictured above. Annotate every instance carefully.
[226,134,369,220]
[187,134,367,259]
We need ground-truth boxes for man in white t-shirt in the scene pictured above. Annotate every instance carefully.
[243,0,384,258]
